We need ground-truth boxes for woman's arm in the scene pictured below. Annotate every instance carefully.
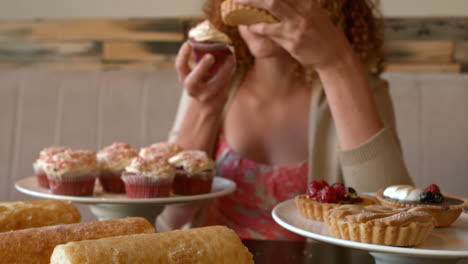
[173,42,236,156]
[235,0,382,150]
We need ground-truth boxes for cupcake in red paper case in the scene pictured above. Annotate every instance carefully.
[168,150,215,195]
[43,150,98,196]
[139,142,183,161]
[189,20,233,75]
[122,157,175,198]
[97,142,138,193]
[33,146,70,188]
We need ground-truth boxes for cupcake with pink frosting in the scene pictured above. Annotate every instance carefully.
[168,150,215,195]
[139,142,182,161]
[121,157,175,198]
[33,146,70,188]
[43,150,98,196]
[97,142,138,193]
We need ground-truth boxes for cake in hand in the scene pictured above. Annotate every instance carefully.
[33,146,70,188]
[295,180,378,221]
[43,150,98,196]
[97,142,138,193]
[189,20,233,75]
[325,205,434,246]
[221,0,279,26]
[121,157,175,198]
[139,142,182,161]
[168,150,216,195]
[375,184,466,227]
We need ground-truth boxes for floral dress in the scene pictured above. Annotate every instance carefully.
[205,136,308,241]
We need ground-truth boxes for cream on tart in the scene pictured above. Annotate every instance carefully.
[295,180,378,222]
[375,184,466,227]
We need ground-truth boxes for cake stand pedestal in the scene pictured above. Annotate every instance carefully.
[16,176,236,226]
[369,252,461,264]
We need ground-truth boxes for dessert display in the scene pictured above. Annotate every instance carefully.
[188,20,233,75]
[139,142,182,161]
[168,150,216,195]
[324,205,435,246]
[0,200,80,232]
[221,0,279,26]
[97,142,138,193]
[121,157,175,198]
[0,217,155,264]
[43,150,98,196]
[50,226,254,264]
[32,146,69,188]
[375,184,466,227]
[295,180,378,221]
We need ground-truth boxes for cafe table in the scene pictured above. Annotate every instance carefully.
[243,239,468,264]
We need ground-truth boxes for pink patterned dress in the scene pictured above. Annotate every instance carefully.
[205,136,308,241]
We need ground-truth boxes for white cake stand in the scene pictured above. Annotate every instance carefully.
[272,199,468,264]
[16,176,236,225]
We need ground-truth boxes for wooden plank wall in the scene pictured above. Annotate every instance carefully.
[0,17,467,72]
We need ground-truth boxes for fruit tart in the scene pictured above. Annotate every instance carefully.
[325,205,434,246]
[375,184,466,227]
[295,180,378,221]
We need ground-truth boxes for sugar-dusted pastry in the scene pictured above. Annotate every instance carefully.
[33,146,70,188]
[325,205,434,246]
[188,20,233,75]
[221,0,279,26]
[0,217,155,264]
[51,226,253,264]
[43,150,98,196]
[168,150,216,195]
[375,184,466,227]
[295,180,378,221]
[0,200,80,232]
[139,142,182,161]
[122,157,175,198]
[97,142,138,193]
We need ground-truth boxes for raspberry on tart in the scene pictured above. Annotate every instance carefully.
[375,184,466,227]
[295,180,378,221]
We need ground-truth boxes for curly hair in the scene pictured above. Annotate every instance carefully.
[203,0,385,78]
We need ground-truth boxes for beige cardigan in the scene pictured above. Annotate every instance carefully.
[159,72,413,231]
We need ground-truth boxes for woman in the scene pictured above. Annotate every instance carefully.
[158,0,412,241]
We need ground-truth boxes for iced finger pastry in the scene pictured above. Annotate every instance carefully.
[189,20,233,75]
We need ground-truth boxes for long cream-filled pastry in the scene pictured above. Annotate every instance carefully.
[0,200,81,232]
[51,226,254,264]
[0,217,154,264]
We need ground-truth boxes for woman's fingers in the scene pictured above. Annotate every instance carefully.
[209,54,236,85]
[183,54,215,97]
[175,42,192,83]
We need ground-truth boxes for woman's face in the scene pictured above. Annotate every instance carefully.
[238,25,286,58]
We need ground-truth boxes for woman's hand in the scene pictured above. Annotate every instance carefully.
[175,42,236,112]
[235,0,354,71]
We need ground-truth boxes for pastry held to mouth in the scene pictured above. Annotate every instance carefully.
[221,0,279,26]
[376,184,466,227]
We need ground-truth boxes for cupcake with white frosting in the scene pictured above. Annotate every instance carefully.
[43,150,98,196]
[139,142,182,161]
[168,150,215,195]
[33,146,70,188]
[189,20,233,75]
[121,157,175,198]
[97,142,138,193]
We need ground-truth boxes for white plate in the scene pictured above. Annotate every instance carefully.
[15,176,236,205]
[272,199,468,258]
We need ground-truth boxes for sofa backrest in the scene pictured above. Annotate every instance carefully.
[0,71,467,205]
